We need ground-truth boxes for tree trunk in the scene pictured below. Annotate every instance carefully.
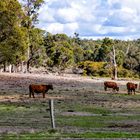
[26,46,30,72]
[11,65,14,73]
[8,64,12,73]
[27,57,33,73]
[21,61,24,73]
[27,60,30,72]
[3,63,6,72]
[112,46,117,80]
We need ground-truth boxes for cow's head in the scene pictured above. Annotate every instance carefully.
[116,87,119,91]
[48,84,53,90]
[135,84,138,89]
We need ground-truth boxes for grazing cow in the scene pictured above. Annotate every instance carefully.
[104,81,119,92]
[126,82,137,95]
[29,84,53,98]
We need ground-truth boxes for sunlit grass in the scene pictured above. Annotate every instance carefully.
[0,91,140,138]
[1,131,140,139]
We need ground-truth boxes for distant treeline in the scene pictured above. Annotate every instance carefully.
[44,33,140,78]
[0,0,140,78]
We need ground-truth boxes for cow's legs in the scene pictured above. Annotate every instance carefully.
[128,89,130,95]
[29,91,31,98]
[130,89,132,95]
[29,92,35,98]
[43,92,45,98]
[131,89,133,95]
[32,92,35,98]
[29,91,34,98]
[104,86,107,91]
[113,88,117,93]
[112,88,115,92]
[133,89,135,95]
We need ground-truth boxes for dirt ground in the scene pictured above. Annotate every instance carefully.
[0,72,140,136]
[0,72,139,94]
[0,72,139,111]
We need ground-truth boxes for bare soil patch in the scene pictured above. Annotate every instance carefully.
[0,72,140,135]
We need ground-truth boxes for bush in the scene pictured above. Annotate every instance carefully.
[117,66,139,78]
[78,61,107,76]
[77,61,139,78]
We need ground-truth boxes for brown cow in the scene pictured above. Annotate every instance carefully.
[104,81,119,92]
[126,82,137,95]
[29,84,53,98]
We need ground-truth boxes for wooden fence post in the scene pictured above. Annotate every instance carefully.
[49,99,55,129]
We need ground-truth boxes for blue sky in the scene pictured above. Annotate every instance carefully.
[36,0,140,40]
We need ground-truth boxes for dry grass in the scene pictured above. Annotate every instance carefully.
[0,72,140,137]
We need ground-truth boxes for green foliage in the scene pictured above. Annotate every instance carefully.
[96,38,113,61]
[123,43,140,72]
[78,61,107,76]
[21,0,45,71]
[49,42,74,69]
[0,0,28,65]
[73,45,84,63]
[117,66,139,78]
[1,0,140,77]
[28,28,46,67]
[22,0,44,25]
[44,33,74,69]
[77,61,140,78]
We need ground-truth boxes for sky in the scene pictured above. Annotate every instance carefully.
[36,0,140,40]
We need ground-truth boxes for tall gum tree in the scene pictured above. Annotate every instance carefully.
[98,38,118,80]
[0,0,28,72]
[21,0,44,72]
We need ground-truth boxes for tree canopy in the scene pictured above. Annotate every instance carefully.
[0,0,140,78]
[0,0,28,67]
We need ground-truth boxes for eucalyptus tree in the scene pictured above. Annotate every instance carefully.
[95,38,118,79]
[0,0,28,72]
[27,28,46,68]
[124,40,140,73]
[44,33,74,69]
[71,35,84,63]
[134,39,140,74]
[21,0,44,72]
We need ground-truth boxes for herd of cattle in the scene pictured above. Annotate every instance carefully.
[28,81,138,98]
[104,81,138,95]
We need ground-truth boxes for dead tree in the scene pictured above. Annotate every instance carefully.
[110,45,117,80]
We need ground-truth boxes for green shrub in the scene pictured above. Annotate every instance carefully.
[117,66,139,78]
[78,61,107,76]
[98,68,110,77]
[77,61,139,78]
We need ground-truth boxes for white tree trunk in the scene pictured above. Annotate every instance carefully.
[8,64,12,73]
[21,61,24,73]
[112,46,117,80]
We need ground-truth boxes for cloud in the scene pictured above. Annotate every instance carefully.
[36,0,140,40]
[46,23,64,33]
[56,8,79,23]
[64,22,79,35]
[104,7,137,27]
